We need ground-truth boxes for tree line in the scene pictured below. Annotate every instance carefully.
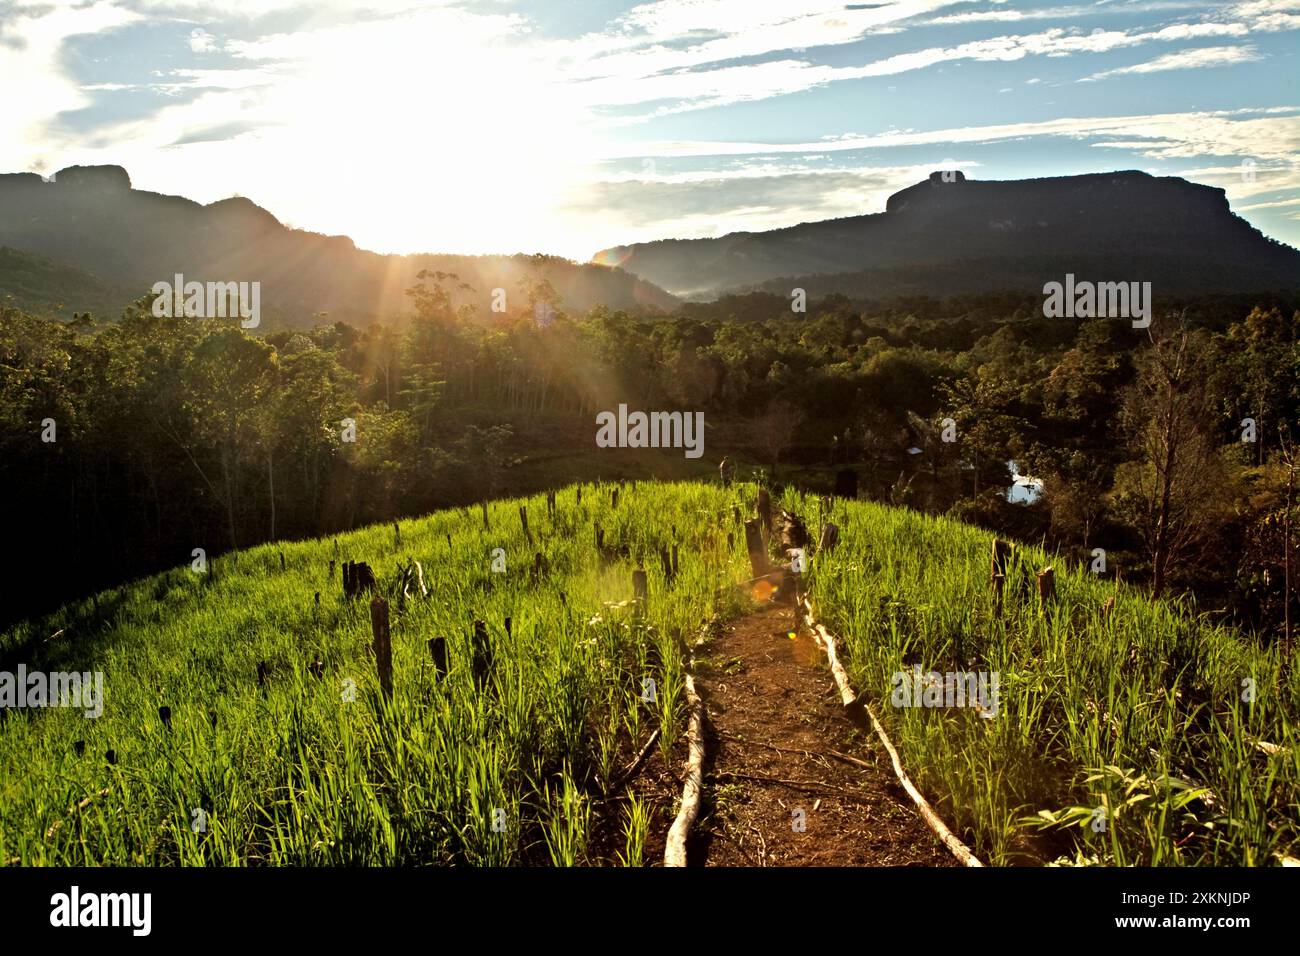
[1,274,1296,637]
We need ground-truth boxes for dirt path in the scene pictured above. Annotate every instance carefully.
[685,604,957,867]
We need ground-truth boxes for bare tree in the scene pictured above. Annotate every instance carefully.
[1115,320,1225,599]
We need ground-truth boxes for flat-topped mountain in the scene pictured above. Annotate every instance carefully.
[595,170,1300,300]
[0,166,678,325]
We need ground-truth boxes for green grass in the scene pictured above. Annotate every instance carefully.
[4,479,1295,867]
[796,489,1300,866]
[0,480,751,865]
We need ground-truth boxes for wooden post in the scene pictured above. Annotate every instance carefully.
[743,518,768,577]
[328,558,335,579]
[471,620,493,691]
[818,522,839,553]
[672,544,679,578]
[612,488,619,509]
[660,547,674,585]
[158,705,172,731]
[991,540,1013,581]
[428,637,448,682]
[370,596,392,699]
[1036,567,1056,605]
[520,505,532,545]
[990,540,1012,617]
[279,552,286,572]
[393,521,401,547]
[632,568,649,608]
[481,500,489,530]
[719,457,734,488]
[256,661,269,688]
[576,486,582,505]
[342,560,374,599]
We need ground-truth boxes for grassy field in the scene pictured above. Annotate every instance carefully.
[797,489,1300,866]
[3,479,1295,867]
[0,480,750,865]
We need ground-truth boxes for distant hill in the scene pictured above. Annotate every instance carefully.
[595,170,1300,300]
[0,166,678,326]
[0,245,131,319]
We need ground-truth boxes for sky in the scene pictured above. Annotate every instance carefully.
[1,0,1298,260]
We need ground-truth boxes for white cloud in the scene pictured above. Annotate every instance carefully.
[1082,43,1264,80]
[0,1,141,171]
[620,107,1300,164]
[188,28,216,53]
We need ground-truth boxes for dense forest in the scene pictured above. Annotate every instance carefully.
[2,274,1297,638]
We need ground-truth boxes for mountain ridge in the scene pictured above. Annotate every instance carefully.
[0,165,678,325]
[594,169,1300,300]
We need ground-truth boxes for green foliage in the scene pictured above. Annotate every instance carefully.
[800,489,1299,866]
[0,480,753,866]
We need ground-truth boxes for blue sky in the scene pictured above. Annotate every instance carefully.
[1,0,1297,259]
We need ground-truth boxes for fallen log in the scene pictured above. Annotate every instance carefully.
[664,667,706,867]
[797,597,984,868]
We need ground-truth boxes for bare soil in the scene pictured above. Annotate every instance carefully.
[681,604,957,867]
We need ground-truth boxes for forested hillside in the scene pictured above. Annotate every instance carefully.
[2,278,1297,642]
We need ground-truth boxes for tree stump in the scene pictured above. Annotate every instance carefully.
[991,539,1013,581]
[743,518,769,577]
[1036,567,1056,605]
[471,620,493,691]
[660,547,674,585]
[632,568,649,609]
[757,488,772,544]
[719,456,734,488]
[342,561,376,599]
[428,637,448,682]
[818,522,839,553]
[520,505,532,545]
